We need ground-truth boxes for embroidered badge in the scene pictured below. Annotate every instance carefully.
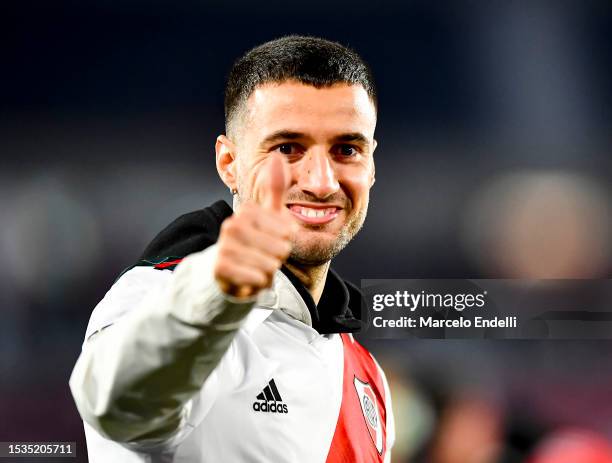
[353,376,383,454]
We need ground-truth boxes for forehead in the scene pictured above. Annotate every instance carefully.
[243,80,377,139]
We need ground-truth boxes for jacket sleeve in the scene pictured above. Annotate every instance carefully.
[69,244,256,448]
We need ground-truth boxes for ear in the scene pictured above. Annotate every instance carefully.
[370,138,377,187]
[215,135,238,191]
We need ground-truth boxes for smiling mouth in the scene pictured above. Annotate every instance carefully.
[287,204,341,224]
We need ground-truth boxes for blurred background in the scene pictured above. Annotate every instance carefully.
[2,0,612,461]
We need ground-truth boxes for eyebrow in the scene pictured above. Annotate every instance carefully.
[260,130,371,148]
[260,130,307,146]
[333,132,370,147]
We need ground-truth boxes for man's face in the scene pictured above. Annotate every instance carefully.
[230,80,377,266]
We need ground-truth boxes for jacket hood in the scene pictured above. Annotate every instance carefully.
[135,200,367,334]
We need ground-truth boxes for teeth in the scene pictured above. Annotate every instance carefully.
[295,206,335,218]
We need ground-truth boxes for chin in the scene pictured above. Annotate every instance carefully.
[289,239,346,266]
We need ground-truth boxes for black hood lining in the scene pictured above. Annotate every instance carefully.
[135,200,365,334]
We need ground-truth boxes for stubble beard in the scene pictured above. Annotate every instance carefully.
[288,202,369,266]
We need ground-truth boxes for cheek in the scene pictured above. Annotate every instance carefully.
[237,156,265,195]
[339,165,373,204]
[234,160,250,190]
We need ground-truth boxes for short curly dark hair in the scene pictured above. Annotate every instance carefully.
[224,35,377,137]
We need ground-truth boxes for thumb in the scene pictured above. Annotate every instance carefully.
[260,152,290,211]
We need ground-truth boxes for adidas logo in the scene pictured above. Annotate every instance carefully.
[252,379,289,414]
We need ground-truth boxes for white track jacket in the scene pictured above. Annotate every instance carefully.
[69,201,395,462]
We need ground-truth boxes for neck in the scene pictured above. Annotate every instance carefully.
[284,260,330,305]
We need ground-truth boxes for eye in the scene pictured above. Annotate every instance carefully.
[333,144,360,157]
[273,143,304,156]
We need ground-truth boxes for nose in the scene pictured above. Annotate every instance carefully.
[297,150,340,199]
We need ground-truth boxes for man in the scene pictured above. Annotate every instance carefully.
[70,35,395,462]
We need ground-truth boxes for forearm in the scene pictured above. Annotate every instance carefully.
[69,245,255,445]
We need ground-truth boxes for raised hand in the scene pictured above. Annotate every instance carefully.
[214,153,296,298]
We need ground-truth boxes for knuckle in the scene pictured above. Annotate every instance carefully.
[216,246,231,263]
[221,218,237,236]
[221,216,235,228]
[233,214,257,234]
[244,270,263,288]
[214,260,229,279]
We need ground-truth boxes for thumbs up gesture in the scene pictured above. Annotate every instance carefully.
[214,153,297,299]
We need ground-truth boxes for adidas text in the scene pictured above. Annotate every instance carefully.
[252,401,289,413]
